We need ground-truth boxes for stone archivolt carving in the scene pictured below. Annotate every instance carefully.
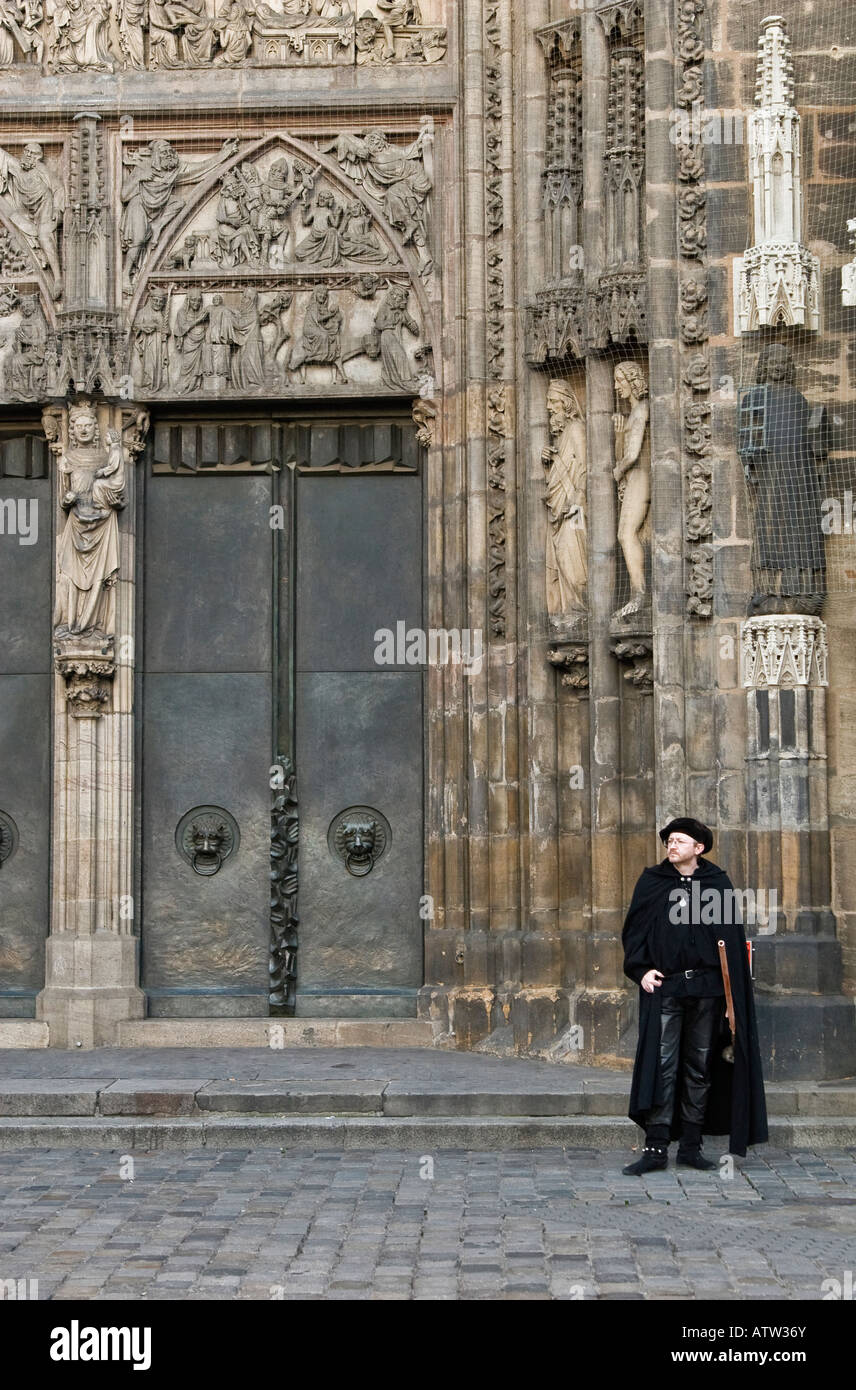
[542,379,586,624]
[0,0,446,70]
[733,16,820,333]
[487,383,507,640]
[675,0,713,619]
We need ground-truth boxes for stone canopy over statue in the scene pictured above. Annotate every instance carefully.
[738,342,830,616]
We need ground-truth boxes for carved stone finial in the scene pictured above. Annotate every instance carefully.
[734,15,819,333]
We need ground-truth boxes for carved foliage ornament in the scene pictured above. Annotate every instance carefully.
[270,755,299,1015]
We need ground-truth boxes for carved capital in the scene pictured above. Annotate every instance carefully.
[610,635,653,690]
[55,635,116,717]
[547,638,589,692]
[741,616,828,689]
[412,396,438,449]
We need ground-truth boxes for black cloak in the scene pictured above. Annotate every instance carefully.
[622,857,769,1157]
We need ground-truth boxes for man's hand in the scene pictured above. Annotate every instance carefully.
[641,969,664,994]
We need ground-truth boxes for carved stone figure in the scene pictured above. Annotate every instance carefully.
[148,0,215,68]
[232,286,266,389]
[340,199,388,263]
[295,187,344,266]
[612,360,650,621]
[215,168,260,267]
[121,137,239,280]
[323,126,433,272]
[738,343,829,616]
[116,0,146,67]
[0,140,64,291]
[172,290,209,391]
[204,292,241,386]
[46,0,113,71]
[842,218,856,308]
[289,285,346,384]
[354,13,386,63]
[542,379,587,620]
[213,0,255,64]
[133,287,171,392]
[2,292,48,398]
[343,283,419,390]
[0,0,39,65]
[258,290,292,376]
[52,403,126,640]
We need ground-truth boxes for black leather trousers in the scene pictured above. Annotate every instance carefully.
[645,994,721,1136]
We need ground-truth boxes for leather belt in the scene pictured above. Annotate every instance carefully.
[663,967,719,981]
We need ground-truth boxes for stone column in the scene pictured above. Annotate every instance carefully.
[36,402,147,1048]
[742,615,856,1078]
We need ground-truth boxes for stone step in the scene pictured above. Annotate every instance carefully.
[115,1019,440,1049]
[0,1022,49,1049]
[0,1078,854,1118]
[0,1114,854,1151]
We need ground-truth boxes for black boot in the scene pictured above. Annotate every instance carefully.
[622,1143,668,1176]
[676,1121,716,1170]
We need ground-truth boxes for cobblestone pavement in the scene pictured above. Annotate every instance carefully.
[0,1146,855,1300]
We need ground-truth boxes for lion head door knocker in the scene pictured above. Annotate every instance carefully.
[176,806,240,877]
[328,806,391,878]
[0,812,19,870]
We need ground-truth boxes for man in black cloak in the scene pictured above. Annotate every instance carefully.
[621,817,768,1174]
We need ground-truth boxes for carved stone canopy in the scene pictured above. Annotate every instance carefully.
[741,616,828,689]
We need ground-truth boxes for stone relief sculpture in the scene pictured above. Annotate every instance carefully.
[343,283,419,389]
[612,360,650,622]
[0,0,445,68]
[120,137,239,282]
[51,401,126,641]
[738,343,829,616]
[132,287,171,392]
[288,284,346,383]
[0,140,64,293]
[0,291,48,398]
[323,125,434,276]
[542,379,587,623]
[295,187,344,266]
[172,289,208,390]
[46,0,113,71]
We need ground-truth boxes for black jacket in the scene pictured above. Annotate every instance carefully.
[622,857,769,1156]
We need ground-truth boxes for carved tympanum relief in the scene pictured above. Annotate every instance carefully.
[124,135,432,397]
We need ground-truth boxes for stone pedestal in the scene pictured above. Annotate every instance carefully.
[37,935,143,1049]
[742,615,856,1079]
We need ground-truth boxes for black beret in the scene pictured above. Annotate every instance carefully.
[659,817,713,854]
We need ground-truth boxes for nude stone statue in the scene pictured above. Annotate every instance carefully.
[612,360,650,622]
